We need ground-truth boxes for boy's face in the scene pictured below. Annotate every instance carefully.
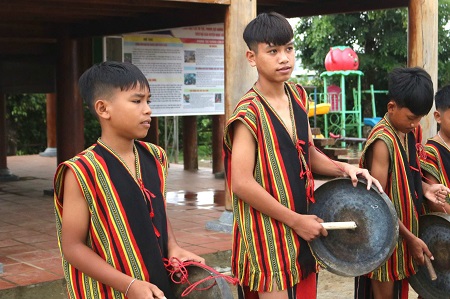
[435,108,450,138]
[246,41,295,83]
[97,83,152,139]
[387,101,423,134]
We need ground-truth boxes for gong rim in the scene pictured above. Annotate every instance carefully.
[408,212,450,299]
[309,177,399,277]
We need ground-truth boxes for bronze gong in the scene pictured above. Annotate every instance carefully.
[408,212,450,299]
[308,178,399,277]
[170,264,234,299]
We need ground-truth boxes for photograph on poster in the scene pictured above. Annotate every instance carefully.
[184,50,196,63]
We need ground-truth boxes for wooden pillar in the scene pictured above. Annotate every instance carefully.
[224,0,257,210]
[183,116,198,171]
[408,0,438,141]
[212,114,224,175]
[0,93,17,181]
[39,93,57,157]
[0,94,8,170]
[56,35,85,164]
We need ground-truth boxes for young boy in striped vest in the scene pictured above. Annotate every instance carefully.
[54,61,204,299]
[223,12,383,299]
[354,67,449,299]
[421,84,450,214]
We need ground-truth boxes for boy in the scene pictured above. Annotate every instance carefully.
[223,12,383,299]
[421,84,450,213]
[54,61,204,299]
[354,67,449,299]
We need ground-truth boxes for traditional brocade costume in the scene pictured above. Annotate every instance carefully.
[54,139,176,299]
[355,116,426,299]
[224,82,317,298]
[421,139,450,204]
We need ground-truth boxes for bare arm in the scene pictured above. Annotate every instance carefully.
[308,124,383,192]
[421,174,450,213]
[230,121,327,241]
[60,169,165,299]
[166,219,205,264]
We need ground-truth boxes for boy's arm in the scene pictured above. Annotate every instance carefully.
[423,172,450,213]
[60,169,165,299]
[421,178,450,213]
[230,121,327,241]
[308,125,383,192]
[166,219,205,264]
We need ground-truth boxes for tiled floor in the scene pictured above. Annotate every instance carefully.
[0,155,420,298]
[0,155,231,290]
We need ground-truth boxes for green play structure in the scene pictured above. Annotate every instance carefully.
[317,70,388,148]
[321,70,364,144]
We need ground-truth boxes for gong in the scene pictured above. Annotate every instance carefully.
[408,212,450,299]
[170,264,234,299]
[308,177,399,277]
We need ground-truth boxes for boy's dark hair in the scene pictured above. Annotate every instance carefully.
[435,85,450,111]
[387,67,434,116]
[79,61,150,116]
[243,12,293,52]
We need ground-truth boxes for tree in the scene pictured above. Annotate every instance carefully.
[294,2,450,116]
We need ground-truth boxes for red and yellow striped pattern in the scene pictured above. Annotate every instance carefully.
[422,140,450,204]
[54,141,168,298]
[360,118,422,281]
[224,82,315,293]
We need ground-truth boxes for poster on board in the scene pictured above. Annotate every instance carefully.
[123,23,224,117]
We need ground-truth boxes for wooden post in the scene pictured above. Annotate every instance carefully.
[212,114,224,175]
[183,116,198,171]
[223,0,257,210]
[408,0,438,141]
[0,93,17,181]
[0,93,8,170]
[39,93,57,157]
[56,35,85,164]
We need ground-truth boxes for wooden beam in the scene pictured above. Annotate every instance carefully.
[69,7,227,37]
[408,0,438,141]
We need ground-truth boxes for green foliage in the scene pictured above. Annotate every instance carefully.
[294,3,450,103]
[6,94,47,155]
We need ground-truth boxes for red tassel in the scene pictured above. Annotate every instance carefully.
[138,179,160,238]
[416,143,427,160]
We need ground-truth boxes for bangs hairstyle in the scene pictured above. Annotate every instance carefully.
[243,12,293,52]
[78,61,150,116]
[387,67,434,116]
[435,85,450,111]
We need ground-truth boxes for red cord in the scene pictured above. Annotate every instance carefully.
[164,257,239,297]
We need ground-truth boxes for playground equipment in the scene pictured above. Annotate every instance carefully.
[325,46,359,71]
[321,70,364,146]
[359,84,388,128]
[308,102,331,118]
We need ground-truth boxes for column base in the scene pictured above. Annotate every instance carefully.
[0,168,19,182]
[205,210,233,234]
[39,147,57,157]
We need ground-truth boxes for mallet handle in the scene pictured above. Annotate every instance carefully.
[321,221,357,230]
[424,255,437,281]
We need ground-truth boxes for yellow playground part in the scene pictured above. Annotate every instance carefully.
[308,102,331,117]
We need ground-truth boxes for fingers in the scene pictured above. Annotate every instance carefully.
[150,286,165,299]
[434,187,449,205]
